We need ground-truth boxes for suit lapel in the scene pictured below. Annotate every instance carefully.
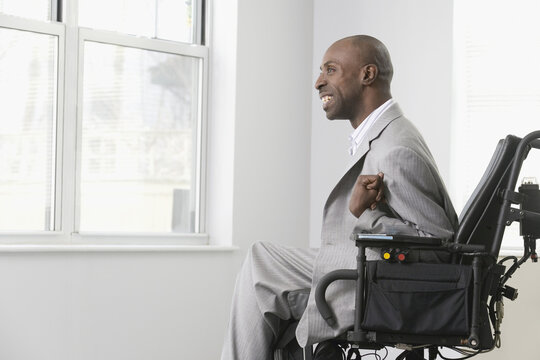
[347,102,403,169]
[323,103,404,212]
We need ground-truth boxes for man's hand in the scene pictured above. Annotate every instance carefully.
[349,172,385,218]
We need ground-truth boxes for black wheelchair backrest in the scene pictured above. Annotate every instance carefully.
[455,135,521,257]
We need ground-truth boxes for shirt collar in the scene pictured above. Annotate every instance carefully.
[349,98,394,156]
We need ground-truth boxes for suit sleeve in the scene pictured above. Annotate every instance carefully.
[354,145,456,240]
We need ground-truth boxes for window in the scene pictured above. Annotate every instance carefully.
[0,0,208,245]
[0,14,62,232]
[452,0,540,251]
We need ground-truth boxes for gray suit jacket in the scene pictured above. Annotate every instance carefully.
[296,103,458,346]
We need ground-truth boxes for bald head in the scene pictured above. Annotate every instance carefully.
[336,35,394,88]
[315,35,394,127]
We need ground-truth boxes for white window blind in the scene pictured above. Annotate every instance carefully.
[0,20,61,232]
[452,0,540,250]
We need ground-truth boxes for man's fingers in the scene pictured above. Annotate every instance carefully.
[359,174,378,185]
[366,176,383,190]
[356,173,385,203]
[357,173,384,182]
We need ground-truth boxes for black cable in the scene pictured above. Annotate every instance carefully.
[437,347,481,360]
[361,351,382,360]
[379,346,389,360]
[500,238,531,286]
[488,295,498,340]
[487,242,532,352]
[394,348,430,360]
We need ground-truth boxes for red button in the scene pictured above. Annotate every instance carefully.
[397,253,406,262]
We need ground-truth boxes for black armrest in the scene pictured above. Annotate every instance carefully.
[350,233,487,254]
[350,233,443,246]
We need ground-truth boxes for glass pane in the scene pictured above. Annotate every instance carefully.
[0,0,51,21]
[0,28,57,231]
[80,41,200,233]
[79,0,195,43]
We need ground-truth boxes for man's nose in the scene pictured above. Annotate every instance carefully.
[315,73,326,90]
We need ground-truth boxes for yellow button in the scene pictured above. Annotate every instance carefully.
[383,252,391,260]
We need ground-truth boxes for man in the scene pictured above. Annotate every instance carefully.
[221,35,458,360]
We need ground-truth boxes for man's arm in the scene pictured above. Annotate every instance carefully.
[354,146,457,240]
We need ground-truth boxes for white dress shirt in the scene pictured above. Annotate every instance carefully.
[349,98,394,156]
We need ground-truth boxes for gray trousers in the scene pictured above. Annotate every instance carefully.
[221,242,317,360]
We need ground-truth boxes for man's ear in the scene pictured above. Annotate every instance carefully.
[361,64,378,85]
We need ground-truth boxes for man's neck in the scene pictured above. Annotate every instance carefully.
[350,94,392,129]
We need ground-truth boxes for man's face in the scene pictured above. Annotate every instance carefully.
[315,40,364,120]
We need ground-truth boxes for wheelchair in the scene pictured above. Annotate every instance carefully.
[276,131,540,360]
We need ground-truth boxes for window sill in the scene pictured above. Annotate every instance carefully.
[0,243,238,252]
[0,231,237,251]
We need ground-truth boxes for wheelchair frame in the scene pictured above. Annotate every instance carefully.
[314,131,540,360]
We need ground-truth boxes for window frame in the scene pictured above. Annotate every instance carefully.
[0,0,210,247]
[0,13,65,236]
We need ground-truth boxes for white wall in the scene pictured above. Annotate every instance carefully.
[0,251,238,360]
[232,0,313,250]
[0,1,314,359]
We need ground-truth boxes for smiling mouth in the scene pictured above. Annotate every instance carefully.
[321,95,334,110]
[321,95,333,104]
